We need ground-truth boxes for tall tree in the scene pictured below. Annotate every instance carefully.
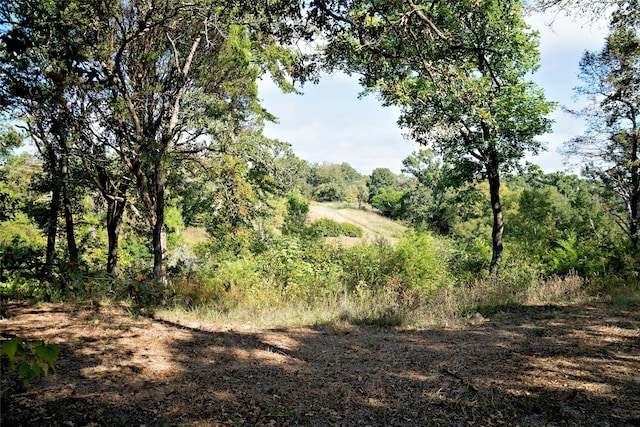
[75,116,131,281]
[0,0,92,279]
[91,0,310,282]
[315,0,555,275]
[564,3,640,253]
[367,167,399,203]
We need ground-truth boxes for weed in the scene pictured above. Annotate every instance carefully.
[0,336,58,388]
[365,336,379,347]
[611,294,640,310]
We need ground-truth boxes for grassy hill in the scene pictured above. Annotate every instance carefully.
[308,202,407,243]
[179,202,407,246]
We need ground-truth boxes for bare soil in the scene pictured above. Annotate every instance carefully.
[1,301,639,426]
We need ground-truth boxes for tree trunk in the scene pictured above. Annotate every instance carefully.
[487,156,504,277]
[92,144,129,282]
[61,145,79,267]
[152,161,167,283]
[44,148,61,283]
[630,125,639,253]
[106,197,126,280]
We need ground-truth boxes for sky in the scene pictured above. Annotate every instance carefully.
[257,9,610,175]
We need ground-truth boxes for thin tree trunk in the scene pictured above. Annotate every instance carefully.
[152,160,166,283]
[44,196,60,281]
[630,124,639,253]
[487,156,504,277]
[61,144,78,267]
[44,148,61,283]
[89,143,130,283]
[106,197,126,280]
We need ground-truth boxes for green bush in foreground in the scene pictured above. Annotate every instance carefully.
[1,336,58,387]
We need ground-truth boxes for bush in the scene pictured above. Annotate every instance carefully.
[1,336,58,388]
[393,232,452,293]
[340,239,399,292]
[307,218,363,238]
[257,238,344,302]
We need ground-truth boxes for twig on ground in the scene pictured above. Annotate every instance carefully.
[438,366,479,393]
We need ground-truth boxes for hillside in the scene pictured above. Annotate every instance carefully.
[308,202,407,243]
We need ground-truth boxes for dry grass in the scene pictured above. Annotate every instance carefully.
[308,203,407,243]
[2,299,639,426]
[526,271,590,305]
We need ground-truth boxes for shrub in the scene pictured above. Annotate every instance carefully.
[1,336,58,388]
[393,232,452,293]
[257,238,344,303]
[307,218,363,238]
[340,239,399,292]
[526,271,587,304]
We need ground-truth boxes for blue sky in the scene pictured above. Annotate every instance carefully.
[258,9,609,175]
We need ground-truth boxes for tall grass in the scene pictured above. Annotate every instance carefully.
[158,231,596,328]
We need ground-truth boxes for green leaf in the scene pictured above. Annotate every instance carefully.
[19,363,31,378]
[34,342,59,365]
[1,337,23,361]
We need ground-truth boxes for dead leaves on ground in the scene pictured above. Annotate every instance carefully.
[1,302,639,426]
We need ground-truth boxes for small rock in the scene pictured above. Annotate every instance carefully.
[467,312,488,325]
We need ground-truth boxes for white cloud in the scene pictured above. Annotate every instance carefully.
[259,75,415,174]
[258,9,611,176]
[527,11,608,54]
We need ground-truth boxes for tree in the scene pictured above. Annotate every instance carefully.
[282,190,310,236]
[317,0,555,275]
[528,0,619,17]
[367,167,399,204]
[401,150,455,232]
[0,148,45,282]
[76,124,130,281]
[0,0,93,280]
[564,4,640,254]
[0,126,23,222]
[90,0,310,282]
[181,131,300,245]
[307,162,364,202]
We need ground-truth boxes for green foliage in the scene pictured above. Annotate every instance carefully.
[367,167,400,203]
[282,190,309,236]
[1,336,58,388]
[394,233,452,293]
[307,162,365,203]
[321,0,555,273]
[312,183,341,202]
[0,277,46,300]
[340,240,399,292]
[565,10,640,256]
[370,187,405,218]
[549,234,585,275]
[307,218,363,238]
[252,237,343,302]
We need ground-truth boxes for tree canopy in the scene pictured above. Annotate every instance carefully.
[564,1,640,256]
[316,0,555,274]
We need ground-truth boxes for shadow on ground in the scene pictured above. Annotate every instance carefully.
[1,301,639,426]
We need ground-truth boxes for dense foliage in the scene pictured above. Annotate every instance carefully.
[0,0,638,322]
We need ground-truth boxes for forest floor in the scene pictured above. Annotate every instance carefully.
[1,300,639,426]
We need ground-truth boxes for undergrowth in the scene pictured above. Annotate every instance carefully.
[153,270,597,328]
[1,229,632,328]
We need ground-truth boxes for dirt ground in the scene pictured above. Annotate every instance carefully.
[1,301,639,426]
